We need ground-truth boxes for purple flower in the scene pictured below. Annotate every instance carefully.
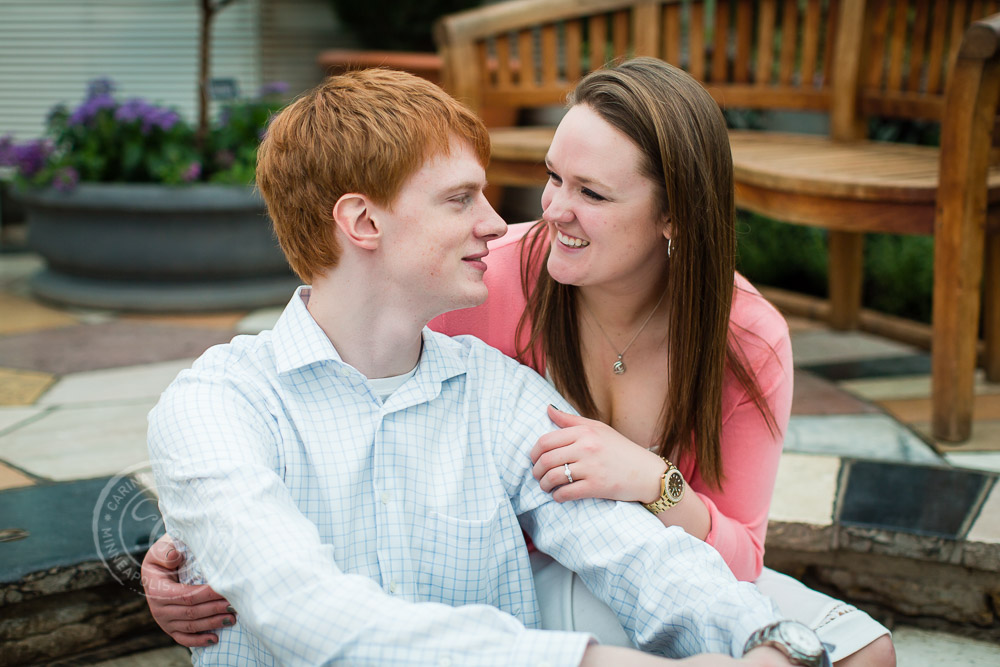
[257,81,289,98]
[68,93,116,126]
[5,139,53,177]
[181,162,202,182]
[86,77,116,100]
[52,166,80,192]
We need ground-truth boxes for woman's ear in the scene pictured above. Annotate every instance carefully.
[661,216,672,242]
[332,193,380,251]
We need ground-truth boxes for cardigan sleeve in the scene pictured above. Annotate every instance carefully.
[691,281,794,582]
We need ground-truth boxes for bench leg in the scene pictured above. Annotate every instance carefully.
[985,233,1000,382]
[932,228,986,444]
[827,230,864,330]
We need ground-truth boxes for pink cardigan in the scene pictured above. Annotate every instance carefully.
[430,223,793,581]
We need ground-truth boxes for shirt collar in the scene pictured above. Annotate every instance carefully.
[272,286,467,386]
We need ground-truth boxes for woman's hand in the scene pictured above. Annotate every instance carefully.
[530,405,666,503]
[141,534,236,647]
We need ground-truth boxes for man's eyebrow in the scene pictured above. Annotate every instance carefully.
[440,181,485,195]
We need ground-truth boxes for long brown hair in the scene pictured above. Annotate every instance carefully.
[516,58,776,488]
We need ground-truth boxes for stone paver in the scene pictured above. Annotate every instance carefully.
[0,462,34,491]
[93,646,191,667]
[770,453,839,524]
[0,254,42,287]
[0,321,233,375]
[841,371,1000,402]
[0,406,45,433]
[967,482,1000,544]
[791,369,881,415]
[0,292,78,335]
[893,626,1000,665]
[784,414,942,463]
[0,402,154,480]
[877,393,1000,424]
[917,420,1000,453]
[0,367,56,406]
[945,450,1000,474]
[123,311,247,330]
[236,306,282,334]
[39,359,195,407]
[790,329,921,366]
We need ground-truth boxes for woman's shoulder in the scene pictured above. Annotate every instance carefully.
[730,273,789,348]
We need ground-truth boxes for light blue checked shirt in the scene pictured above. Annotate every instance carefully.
[148,287,778,666]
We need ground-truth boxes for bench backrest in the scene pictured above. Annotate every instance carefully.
[437,0,998,138]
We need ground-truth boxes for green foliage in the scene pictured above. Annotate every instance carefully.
[330,0,481,51]
[1,79,286,189]
[736,213,935,324]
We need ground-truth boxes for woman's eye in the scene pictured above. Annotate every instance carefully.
[546,170,561,184]
[582,188,606,201]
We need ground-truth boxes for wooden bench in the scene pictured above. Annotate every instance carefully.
[435,0,1000,443]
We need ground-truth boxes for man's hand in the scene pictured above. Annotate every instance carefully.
[141,534,235,647]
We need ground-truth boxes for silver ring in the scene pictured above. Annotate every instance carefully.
[563,463,573,484]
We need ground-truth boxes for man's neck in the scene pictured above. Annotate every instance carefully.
[305,271,425,379]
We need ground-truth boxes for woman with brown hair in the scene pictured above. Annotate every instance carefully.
[141,57,893,665]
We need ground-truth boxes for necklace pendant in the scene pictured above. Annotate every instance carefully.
[613,357,626,375]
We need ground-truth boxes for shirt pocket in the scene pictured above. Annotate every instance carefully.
[413,500,506,608]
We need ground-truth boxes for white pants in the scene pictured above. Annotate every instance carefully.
[530,552,890,662]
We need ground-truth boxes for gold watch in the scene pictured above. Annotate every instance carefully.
[643,457,685,514]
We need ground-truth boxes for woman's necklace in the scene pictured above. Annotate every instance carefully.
[580,289,668,375]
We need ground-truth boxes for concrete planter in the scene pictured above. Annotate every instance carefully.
[19,183,298,311]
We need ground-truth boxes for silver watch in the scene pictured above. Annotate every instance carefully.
[743,621,831,667]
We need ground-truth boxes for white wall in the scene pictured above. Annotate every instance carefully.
[0,0,262,140]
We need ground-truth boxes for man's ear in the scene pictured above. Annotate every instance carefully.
[332,193,380,251]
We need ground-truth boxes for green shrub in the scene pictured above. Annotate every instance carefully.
[736,213,935,324]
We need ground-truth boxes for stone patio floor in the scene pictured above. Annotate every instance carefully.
[2,248,1000,664]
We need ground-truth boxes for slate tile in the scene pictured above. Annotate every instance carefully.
[966,481,1000,544]
[39,359,194,406]
[784,414,942,464]
[0,367,56,406]
[838,460,993,538]
[0,402,155,481]
[0,292,78,335]
[0,321,233,375]
[791,330,921,366]
[792,369,881,415]
[769,453,840,525]
[0,462,35,491]
[0,476,162,584]
[800,354,931,382]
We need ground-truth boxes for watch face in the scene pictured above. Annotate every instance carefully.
[778,621,824,658]
[665,469,684,502]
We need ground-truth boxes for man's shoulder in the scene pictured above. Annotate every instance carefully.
[160,331,279,405]
[429,329,543,386]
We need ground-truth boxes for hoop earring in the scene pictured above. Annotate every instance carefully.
[667,237,674,258]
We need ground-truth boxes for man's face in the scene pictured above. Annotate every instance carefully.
[374,139,506,320]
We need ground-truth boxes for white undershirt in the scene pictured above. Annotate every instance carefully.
[367,366,418,401]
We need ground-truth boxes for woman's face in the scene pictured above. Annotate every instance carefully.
[541,104,670,293]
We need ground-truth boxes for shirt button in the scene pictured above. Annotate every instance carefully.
[381,491,392,505]
[389,580,398,594]
[438,659,452,667]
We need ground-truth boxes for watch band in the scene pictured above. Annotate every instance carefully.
[642,456,685,514]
